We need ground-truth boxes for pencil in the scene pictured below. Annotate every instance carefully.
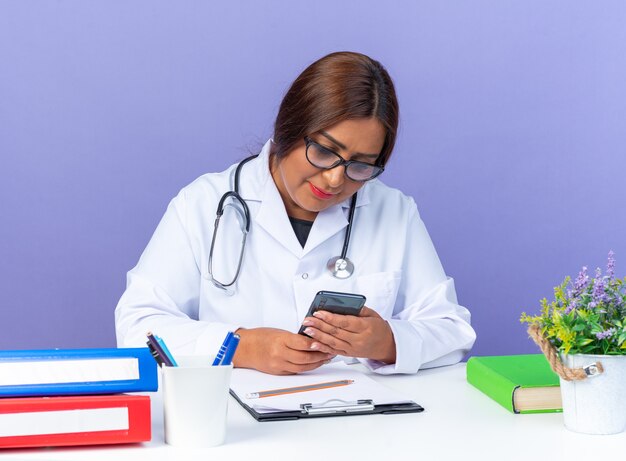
[245,379,354,399]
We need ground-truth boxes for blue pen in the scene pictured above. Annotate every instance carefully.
[212,331,234,366]
[155,334,178,367]
[220,334,240,366]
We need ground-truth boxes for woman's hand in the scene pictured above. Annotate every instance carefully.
[232,327,335,375]
[300,307,396,363]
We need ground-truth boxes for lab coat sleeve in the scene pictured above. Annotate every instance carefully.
[114,189,240,356]
[360,203,476,374]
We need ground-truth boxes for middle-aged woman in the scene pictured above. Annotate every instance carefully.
[115,51,476,375]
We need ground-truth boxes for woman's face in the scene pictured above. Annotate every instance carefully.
[271,117,386,221]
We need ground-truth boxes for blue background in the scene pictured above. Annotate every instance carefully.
[1,1,625,357]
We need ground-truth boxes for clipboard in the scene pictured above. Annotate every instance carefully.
[230,390,424,421]
[229,363,424,422]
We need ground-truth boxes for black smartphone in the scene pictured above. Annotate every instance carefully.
[298,291,366,336]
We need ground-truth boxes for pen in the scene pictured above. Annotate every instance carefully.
[245,379,354,399]
[212,331,234,366]
[146,332,176,367]
[155,334,178,367]
[146,341,165,367]
[220,333,240,366]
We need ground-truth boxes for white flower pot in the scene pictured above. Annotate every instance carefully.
[560,353,626,434]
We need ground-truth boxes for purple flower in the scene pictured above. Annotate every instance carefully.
[564,300,577,314]
[592,269,610,305]
[596,328,616,340]
[572,266,590,296]
[607,250,616,280]
[593,275,605,297]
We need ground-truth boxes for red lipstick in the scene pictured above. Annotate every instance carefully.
[309,182,334,200]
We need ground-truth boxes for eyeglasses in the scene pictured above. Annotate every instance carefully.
[304,136,384,182]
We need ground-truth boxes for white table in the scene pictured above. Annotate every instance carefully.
[4,363,624,461]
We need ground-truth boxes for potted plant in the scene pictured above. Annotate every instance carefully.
[521,251,626,434]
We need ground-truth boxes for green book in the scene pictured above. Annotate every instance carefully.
[466,354,562,414]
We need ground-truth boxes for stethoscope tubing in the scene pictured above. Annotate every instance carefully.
[340,194,357,260]
[209,153,356,290]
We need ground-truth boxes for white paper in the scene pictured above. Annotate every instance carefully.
[230,363,414,414]
[0,358,140,386]
[0,407,129,437]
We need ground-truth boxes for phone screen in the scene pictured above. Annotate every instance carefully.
[298,291,366,336]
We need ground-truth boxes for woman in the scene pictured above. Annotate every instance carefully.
[115,51,476,375]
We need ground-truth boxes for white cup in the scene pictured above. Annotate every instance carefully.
[162,355,233,447]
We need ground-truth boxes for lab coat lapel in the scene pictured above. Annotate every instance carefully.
[254,174,304,258]
[254,177,350,259]
[303,185,371,256]
[302,204,347,256]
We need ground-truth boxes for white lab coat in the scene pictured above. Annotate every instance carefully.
[115,140,476,374]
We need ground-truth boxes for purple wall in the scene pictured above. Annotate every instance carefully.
[1,1,625,357]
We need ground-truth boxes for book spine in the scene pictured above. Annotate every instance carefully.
[466,357,518,413]
[0,395,151,448]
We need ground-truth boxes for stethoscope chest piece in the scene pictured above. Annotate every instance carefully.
[327,256,354,279]
[325,193,358,279]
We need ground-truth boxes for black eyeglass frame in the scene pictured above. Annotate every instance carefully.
[303,136,385,182]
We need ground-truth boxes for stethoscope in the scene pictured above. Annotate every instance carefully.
[208,154,357,292]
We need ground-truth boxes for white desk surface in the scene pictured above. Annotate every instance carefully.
[3,363,624,461]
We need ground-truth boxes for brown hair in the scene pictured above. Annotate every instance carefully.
[271,51,399,167]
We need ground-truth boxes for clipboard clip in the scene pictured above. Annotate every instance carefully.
[300,399,375,415]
